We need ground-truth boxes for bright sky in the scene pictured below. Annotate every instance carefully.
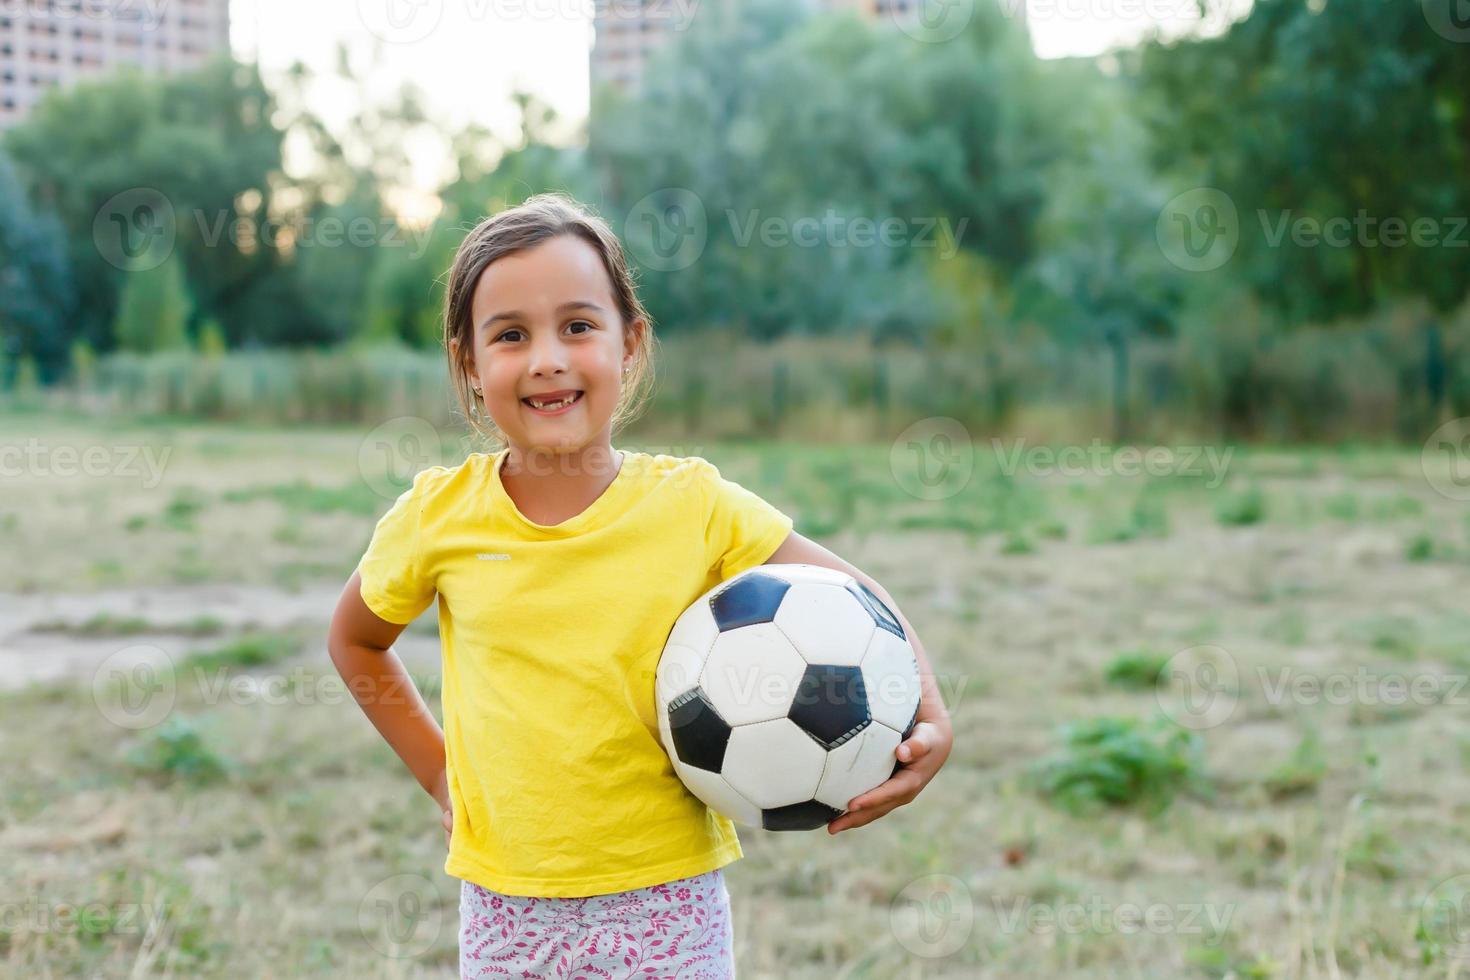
[229,0,1250,200]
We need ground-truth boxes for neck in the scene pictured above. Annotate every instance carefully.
[501,441,622,484]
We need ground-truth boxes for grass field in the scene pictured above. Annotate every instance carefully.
[4,414,1470,978]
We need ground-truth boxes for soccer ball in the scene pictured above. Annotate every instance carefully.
[655,563,922,831]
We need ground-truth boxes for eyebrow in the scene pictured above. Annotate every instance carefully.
[477,301,607,332]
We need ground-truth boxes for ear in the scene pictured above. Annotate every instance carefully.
[450,336,478,391]
[623,316,645,368]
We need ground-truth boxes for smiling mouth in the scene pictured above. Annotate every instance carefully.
[521,391,585,412]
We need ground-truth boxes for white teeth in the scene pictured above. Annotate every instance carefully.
[528,393,578,410]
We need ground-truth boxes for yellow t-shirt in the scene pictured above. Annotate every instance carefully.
[355,447,795,898]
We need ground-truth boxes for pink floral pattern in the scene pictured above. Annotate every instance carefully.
[458,869,734,979]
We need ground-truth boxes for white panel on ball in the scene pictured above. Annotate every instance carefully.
[860,627,922,733]
[773,583,876,668]
[655,644,709,710]
[722,718,827,809]
[781,564,854,588]
[665,603,719,657]
[702,623,808,727]
[813,722,902,812]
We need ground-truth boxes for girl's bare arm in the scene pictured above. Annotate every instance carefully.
[327,571,449,811]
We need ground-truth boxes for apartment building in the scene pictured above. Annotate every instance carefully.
[0,0,231,129]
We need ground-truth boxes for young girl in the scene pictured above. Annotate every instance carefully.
[327,192,953,978]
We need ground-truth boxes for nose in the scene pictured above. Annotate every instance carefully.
[526,328,569,378]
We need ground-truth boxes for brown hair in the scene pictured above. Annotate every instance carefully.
[442,192,657,447]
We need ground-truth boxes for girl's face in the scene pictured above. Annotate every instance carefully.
[463,234,640,458]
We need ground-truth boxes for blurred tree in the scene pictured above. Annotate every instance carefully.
[589,0,1075,342]
[1131,0,1470,428]
[0,152,74,382]
[114,249,192,353]
[3,57,288,352]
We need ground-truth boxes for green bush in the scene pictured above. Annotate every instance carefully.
[1215,485,1266,526]
[126,716,230,784]
[1031,715,1207,814]
[1103,650,1170,690]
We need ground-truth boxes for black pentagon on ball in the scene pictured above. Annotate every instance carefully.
[667,687,731,773]
[789,664,870,748]
[846,579,905,639]
[710,572,791,631]
[763,799,843,832]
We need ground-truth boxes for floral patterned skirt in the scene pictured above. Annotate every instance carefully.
[457,868,735,979]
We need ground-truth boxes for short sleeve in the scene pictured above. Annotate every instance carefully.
[699,458,795,581]
[356,469,439,625]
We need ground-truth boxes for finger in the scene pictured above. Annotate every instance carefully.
[828,798,898,834]
[897,725,934,763]
[845,768,924,814]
